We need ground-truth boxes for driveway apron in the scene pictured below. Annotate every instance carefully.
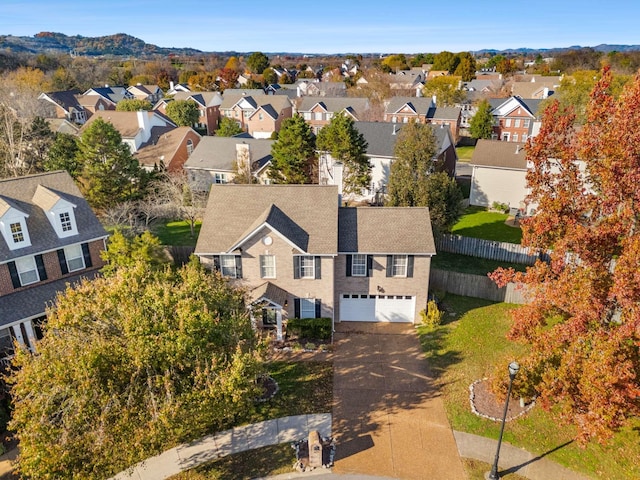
[332,323,466,480]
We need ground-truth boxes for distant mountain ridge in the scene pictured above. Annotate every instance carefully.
[1,32,640,57]
[0,32,202,56]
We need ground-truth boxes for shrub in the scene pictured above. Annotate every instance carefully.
[286,318,332,340]
[491,201,510,213]
[420,300,443,329]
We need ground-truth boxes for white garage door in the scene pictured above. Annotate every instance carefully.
[340,294,415,323]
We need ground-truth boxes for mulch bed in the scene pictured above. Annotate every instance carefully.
[470,378,534,422]
[256,375,279,402]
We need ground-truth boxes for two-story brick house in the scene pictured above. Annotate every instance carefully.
[220,93,293,139]
[194,185,435,339]
[489,97,542,142]
[0,171,108,358]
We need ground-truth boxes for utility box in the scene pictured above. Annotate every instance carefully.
[308,430,323,468]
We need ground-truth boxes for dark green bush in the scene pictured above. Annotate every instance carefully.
[286,318,332,340]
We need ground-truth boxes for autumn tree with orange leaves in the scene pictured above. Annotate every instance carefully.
[490,67,640,445]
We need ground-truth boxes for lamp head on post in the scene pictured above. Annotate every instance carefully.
[508,361,520,380]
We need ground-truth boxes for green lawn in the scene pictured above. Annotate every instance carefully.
[247,361,333,423]
[167,361,332,479]
[169,443,296,480]
[153,220,202,246]
[456,145,476,161]
[451,206,522,244]
[431,251,527,276]
[418,295,640,480]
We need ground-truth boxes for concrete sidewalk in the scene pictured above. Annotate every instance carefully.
[109,414,332,480]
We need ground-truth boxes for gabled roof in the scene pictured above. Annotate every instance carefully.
[470,139,527,169]
[338,207,435,254]
[385,97,434,115]
[249,281,289,307]
[135,126,200,169]
[184,137,273,172]
[354,121,451,158]
[489,97,542,118]
[171,91,223,107]
[38,90,82,113]
[0,171,107,263]
[83,86,132,103]
[80,111,176,138]
[427,106,461,121]
[195,185,338,255]
[297,96,369,117]
[220,93,292,113]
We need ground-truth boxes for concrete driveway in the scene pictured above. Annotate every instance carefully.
[332,322,466,480]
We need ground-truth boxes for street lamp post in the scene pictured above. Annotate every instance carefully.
[487,361,520,480]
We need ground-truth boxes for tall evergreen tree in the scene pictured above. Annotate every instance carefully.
[268,114,316,184]
[469,100,495,139]
[386,122,439,206]
[76,118,148,210]
[316,113,371,195]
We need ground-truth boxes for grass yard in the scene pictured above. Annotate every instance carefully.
[456,145,476,161]
[169,443,296,480]
[247,361,333,423]
[153,220,202,246]
[419,295,640,480]
[169,361,332,480]
[431,251,527,276]
[452,206,522,244]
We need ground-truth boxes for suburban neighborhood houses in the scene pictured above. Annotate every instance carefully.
[0,29,638,480]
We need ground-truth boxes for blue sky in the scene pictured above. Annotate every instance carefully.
[0,0,637,54]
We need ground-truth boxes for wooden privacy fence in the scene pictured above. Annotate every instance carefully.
[429,268,528,304]
[436,234,549,266]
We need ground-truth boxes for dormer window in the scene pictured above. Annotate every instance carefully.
[60,212,73,232]
[10,222,25,243]
[0,203,31,250]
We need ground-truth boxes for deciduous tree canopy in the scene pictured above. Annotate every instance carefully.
[490,68,640,444]
[165,99,200,127]
[9,249,262,480]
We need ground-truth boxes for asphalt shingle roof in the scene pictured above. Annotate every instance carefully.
[338,207,435,254]
[354,121,450,158]
[470,139,527,169]
[0,171,108,263]
[195,185,339,255]
[184,137,273,172]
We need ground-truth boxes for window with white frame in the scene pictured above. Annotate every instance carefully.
[351,254,367,276]
[523,119,530,128]
[392,255,408,277]
[300,256,315,278]
[186,139,194,156]
[502,133,510,141]
[220,255,237,277]
[505,118,512,127]
[303,112,311,120]
[514,119,521,128]
[16,256,39,286]
[392,116,397,123]
[214,173,227,184]
[512,134,519,142]
[10,222,24,243]
[59,212,73,232]
[64,244,85,272]
[260,255,276,278]
[314,112,322,121]
[326,112,333,120]
[300,298,316,318]
[522,134,528,142]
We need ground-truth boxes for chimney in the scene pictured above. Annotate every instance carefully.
[169,81,175,90]
[432,95,437,107]
[543,87,549,98]
[333,162,344,206]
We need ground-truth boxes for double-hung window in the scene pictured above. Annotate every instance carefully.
[59,212,73,232]
[10,222,24,243]
[392,255,408,277]
[351,254,367,276]
[220,255,238,277]
[260,255,276,278]
[300,298,316,318]
[300,256,315,278]
[16,256,39,286]
[64,244,85,272]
